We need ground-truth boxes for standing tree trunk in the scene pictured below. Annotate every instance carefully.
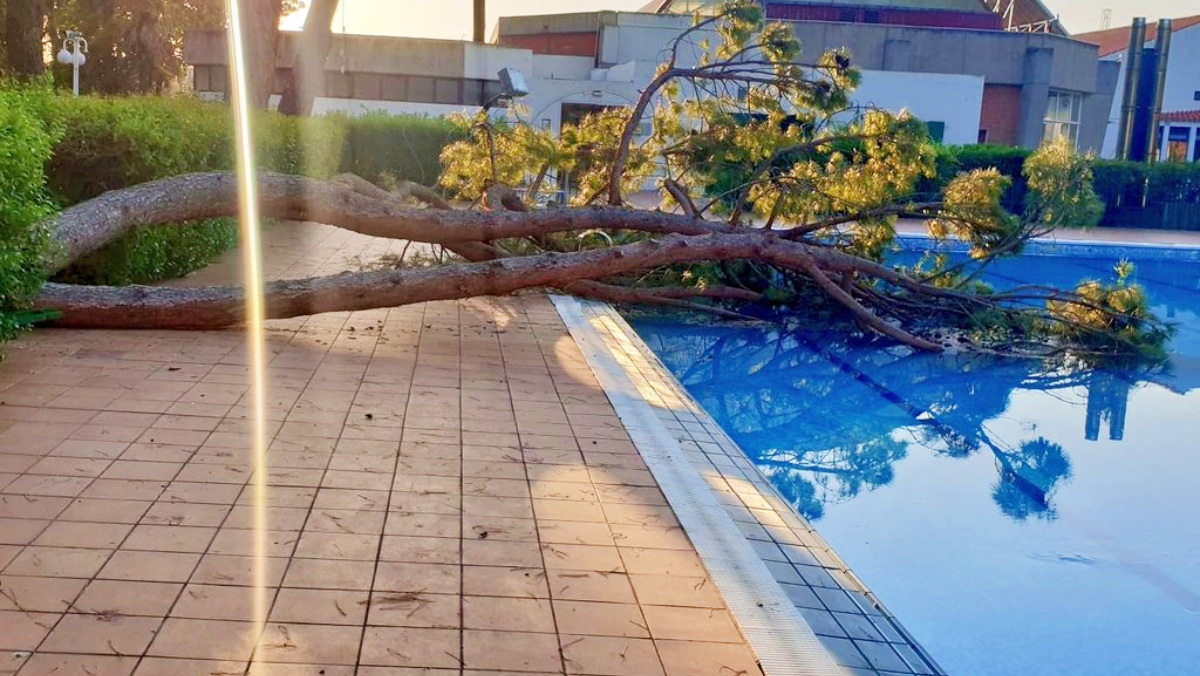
[4,0,44,77]
[277,0,338,116]
[240,0,283,108]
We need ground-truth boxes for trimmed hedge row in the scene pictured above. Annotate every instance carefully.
[0,84,61,345]
[923,145,1200,229]
[36,95,467,286]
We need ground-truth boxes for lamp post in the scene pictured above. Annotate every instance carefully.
[56,31,88,97]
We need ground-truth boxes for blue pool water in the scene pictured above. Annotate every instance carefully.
[631,247,1200,676]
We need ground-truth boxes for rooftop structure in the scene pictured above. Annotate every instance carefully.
[1076,17,1200,161]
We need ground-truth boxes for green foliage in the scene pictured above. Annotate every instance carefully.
[923,144,1200,228]
[344,113,468,186]
[1045,261,1174,362]
[55,219,239,286]
[0,81,61,346]
[38,94,462,286]
[1021,139,1104,229]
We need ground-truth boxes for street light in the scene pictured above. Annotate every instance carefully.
[56,31,88,97]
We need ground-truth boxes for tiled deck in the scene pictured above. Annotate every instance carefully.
[0,224,765,675]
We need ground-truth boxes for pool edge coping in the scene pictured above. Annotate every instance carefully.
[553,295,945,676]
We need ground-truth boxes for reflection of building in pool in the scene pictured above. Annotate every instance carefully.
[1084,371,1131,441]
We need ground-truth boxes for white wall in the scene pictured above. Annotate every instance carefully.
[853,71,985,145]
[1099,24,1200,159]
[311,98,481,118]
[463,43,532,82]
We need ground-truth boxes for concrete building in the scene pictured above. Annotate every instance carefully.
[1077,16,1200,162]
[184,0,1116,152]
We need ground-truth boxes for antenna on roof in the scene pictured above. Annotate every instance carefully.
[1101,9,1113,30]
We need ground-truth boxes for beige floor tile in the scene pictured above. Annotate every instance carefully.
[641,606,744,644]
[5,546,111,578]
[39,612,161,655]
[463,596,555,633]
[367,590,459,629]
[132,657,247,676]
[553,600,650,638]
[122,524,217,553]
[269,588,368,626]
[73,580,183,617]
[373,562,459,595]
[16,653,138,676]
[628,574,725,609]
[255,623,362,665]
[294,531,382,561]
[617,547,705,577]
[173,583,259,621]
[378,535,459,564]
[0,609,59,650]
[656,639,761,676]
[283,558,375,591]
[547,571,636,604]
[560,635,664,676]
[0,517,50,545]
[191,555,288,587]
[461,565,550,599]
[99,550,200,583]
[0,575,86,613]
[58,498,151,524]
[33,521,132,549]
[463,629,562,673]
[359,626,460,669]
[147,618,259,661]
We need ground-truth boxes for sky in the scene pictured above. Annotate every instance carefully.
[281,0,1200,38]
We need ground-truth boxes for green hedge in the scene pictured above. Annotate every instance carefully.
[0,83,61,345]
[923,144,1200,228]
[37,95,467,286]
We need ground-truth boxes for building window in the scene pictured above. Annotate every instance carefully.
[864,10,881,23]
[381,74,407,102]
[1042,91,1082,147]
[353,73,382,100]
[978,129,989,144]
[1193,90,1200,101]
[408,76,435,103]
[434,79,460,104]
[325,71,352,98]
[1166,126,1191,163]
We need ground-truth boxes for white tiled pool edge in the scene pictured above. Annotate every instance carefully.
[553,296,845,676]
[553,295,945,675]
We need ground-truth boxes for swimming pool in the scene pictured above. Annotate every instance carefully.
[630,245,1200,676]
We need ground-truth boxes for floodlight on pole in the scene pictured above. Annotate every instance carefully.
[56,31,88,97]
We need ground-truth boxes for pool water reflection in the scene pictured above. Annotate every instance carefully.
[630,252,1200,676]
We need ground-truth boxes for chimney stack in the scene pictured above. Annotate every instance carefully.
[474,0,487,43]
[1115,18,1146,161]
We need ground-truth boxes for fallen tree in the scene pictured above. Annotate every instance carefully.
[28,1,1172,361]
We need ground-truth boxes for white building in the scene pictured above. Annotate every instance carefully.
[1077,16,1200,162]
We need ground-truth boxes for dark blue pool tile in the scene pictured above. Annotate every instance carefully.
[892,642,944,675]
[834,611,887,642]
[749,538,789,563]
[814,587,863,613]
[795,563,841,589]
[856,639,916,673]
[820,636,872,670]
[779,582,825,609]
[763,559,805,585]
[780,542,822,567]
[799,607,849,638]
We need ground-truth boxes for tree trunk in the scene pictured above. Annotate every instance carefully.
[4,0,44,77]
[277,0,338,116]
[240,0,282,108]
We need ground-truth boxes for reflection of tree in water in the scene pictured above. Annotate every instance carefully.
[637,320,1139,522]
